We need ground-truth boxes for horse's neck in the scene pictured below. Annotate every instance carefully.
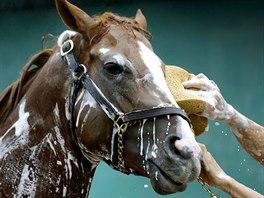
[0,53,95,197]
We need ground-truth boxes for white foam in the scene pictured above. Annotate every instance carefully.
[57,30,77,47]
[64,98,71,121]
[140,119,147,156]
[53,103,61,126]
[5,100,30,137]
[63,186,67,197]
[99,48,110,55]
[151,117,158,159]
[217,171,231,180]
[15,164,37,198]
[112,54,128,66]
[65,152,79,180]
[76,89,97,127]
[54,126,66,153]
[0,100,30,160]
[46,133,57,156]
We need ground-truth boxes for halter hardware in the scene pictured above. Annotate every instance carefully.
[60,39,191,174]
[60,39,74,56]
[113,113,130,173]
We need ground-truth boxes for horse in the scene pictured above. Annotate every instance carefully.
[0,0,202,197]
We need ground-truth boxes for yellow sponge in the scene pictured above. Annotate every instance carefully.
[165,65,213,136]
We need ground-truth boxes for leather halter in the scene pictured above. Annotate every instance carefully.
[60,39,191,174]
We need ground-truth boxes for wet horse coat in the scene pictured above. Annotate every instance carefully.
[0,0,201,197]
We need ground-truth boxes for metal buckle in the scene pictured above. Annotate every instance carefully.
[60,40,74,56]
[76,64,87,79]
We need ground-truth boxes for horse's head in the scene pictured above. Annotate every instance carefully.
[56,0,201,194]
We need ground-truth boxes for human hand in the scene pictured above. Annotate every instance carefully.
[198,143,264,198]
[182,73,235,120]
[198,143,231,188]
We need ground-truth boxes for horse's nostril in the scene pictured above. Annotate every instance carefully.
[167,136,181,156]
[177,145,193,159]
[166,136,193,159]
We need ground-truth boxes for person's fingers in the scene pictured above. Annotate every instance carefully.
[183,73,219,92]
[182,78,208,90]
[185,89,216,103]
[195,73,209,80]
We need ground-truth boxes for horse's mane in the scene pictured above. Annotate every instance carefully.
[0,48,56,121]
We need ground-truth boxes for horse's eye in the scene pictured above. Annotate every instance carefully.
[104,63,124,75]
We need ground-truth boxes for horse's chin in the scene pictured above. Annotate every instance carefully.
[147,161,187,195]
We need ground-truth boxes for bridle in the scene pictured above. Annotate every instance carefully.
[60,39,191,174]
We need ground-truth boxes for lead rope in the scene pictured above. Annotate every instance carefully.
[197,177,221,198]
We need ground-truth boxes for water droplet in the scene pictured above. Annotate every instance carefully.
[215,122,220,126]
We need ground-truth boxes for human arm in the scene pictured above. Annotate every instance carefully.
[198,143,264,198]
[183,74,264,165]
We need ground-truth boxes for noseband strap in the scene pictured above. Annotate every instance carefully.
[123,107,189,123]
[60,39,191,174]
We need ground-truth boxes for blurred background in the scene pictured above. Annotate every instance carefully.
[0,0,263,197]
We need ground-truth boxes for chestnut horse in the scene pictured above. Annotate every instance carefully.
[0,0,202,197]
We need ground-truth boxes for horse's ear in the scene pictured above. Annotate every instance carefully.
[135,9,147,30]
[55,0,93,32]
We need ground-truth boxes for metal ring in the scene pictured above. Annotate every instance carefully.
[60,40,74,56]
[79,64,87,75]
[75,64,87,80]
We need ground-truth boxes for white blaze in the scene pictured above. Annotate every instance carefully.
[57,30,77,47]
[137,41,177,106]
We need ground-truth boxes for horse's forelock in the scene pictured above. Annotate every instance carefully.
[87,12,151,47]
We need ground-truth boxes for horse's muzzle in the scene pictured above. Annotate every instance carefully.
[147,142,201,195]
[146,119,202,195]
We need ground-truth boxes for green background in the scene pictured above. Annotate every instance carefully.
[0,0,263,197]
